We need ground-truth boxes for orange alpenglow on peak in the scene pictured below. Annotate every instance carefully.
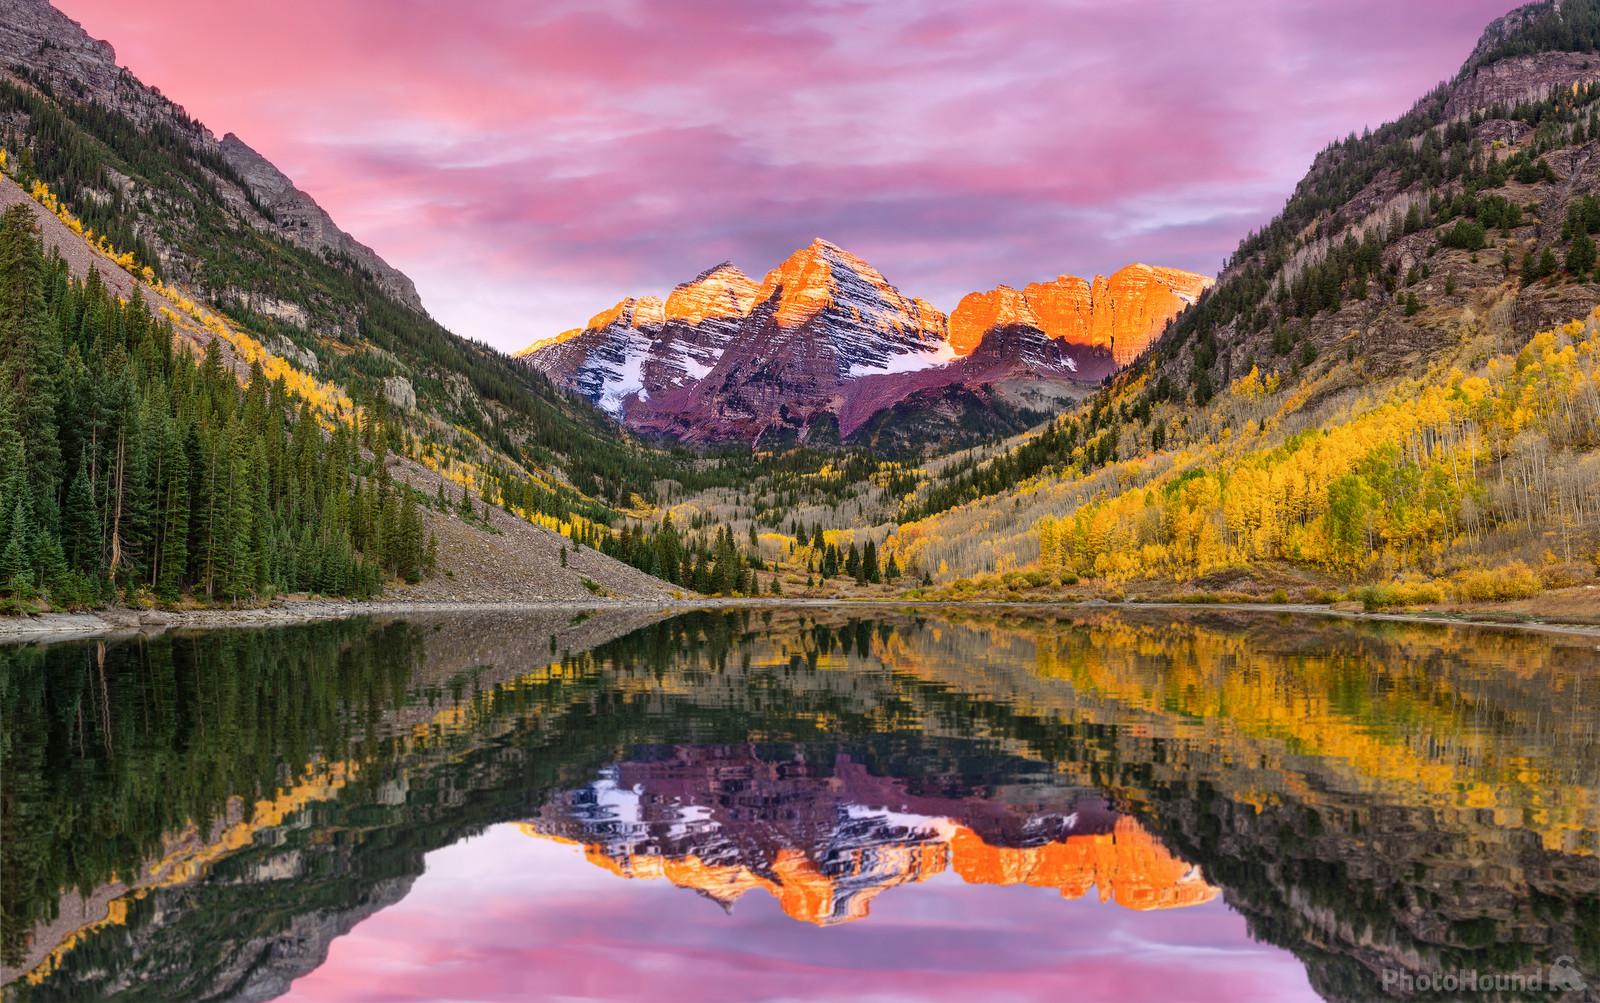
[759,238,850,328]
[758,237,934,334]
[663,263,761,324]
[584,294,665,333]
[546,837,949,926]
[947,285,1043,355]
[516,810,1215,925]
[513,326,584,358]
[948,815,1218,911]
[950,263,1212,365]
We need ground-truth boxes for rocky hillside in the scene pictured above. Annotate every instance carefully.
[0,0,419,312]
[518,239,1208,451]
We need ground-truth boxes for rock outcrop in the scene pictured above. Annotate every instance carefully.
[0,0,424,314]
[948,284,1044,355]
[951,263,1212,373]
[219,135,423,311]
[1445,52,1600,119]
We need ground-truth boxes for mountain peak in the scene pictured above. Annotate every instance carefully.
[1466,0,1566,66]
[687,260,745,283]
[523,248,1205,444]
[665,264,760,325]
[759,238,915,333]
[586,295,665,333]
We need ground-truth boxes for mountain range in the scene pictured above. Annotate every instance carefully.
[516,242,1209,448]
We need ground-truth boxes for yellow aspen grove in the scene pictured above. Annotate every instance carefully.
[1028,311,1600,588]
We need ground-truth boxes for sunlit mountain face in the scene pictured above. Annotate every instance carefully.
[515,241,1212,448]
[519,747,1217,925]
[3,607,1596,1003]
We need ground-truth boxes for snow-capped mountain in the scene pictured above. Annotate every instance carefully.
[516,241,1209,447]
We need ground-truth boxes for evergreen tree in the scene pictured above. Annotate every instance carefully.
[0,206,60,530]
[1,498,31,593]
[1567,231,1597,276]
[862,540,880,584]
[62,452,98,572]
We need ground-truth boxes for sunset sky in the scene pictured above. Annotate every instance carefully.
[54,0,1515,350]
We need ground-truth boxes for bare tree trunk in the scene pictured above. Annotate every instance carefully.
[107,432,125,582]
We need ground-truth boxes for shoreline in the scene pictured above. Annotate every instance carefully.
[4,595,1600,643]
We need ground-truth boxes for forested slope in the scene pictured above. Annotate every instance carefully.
[881,0,1600,605]
[0,1,807,606]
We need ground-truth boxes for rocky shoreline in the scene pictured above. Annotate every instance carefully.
[5,596,1600,644]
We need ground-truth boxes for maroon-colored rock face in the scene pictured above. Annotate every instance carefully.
[517,242,1208,446]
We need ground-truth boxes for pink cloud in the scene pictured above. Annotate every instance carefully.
[52,0,1517,349]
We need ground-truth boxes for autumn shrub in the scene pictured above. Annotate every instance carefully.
[1351,580,1444,611]
[1448,562,1542,602]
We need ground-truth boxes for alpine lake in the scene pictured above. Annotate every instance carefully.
[2,605,1597,1002]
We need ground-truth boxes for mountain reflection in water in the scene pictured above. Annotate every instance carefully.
[1,606,1595,1003]
[520,748,1217,925]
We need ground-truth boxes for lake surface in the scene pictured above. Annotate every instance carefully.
[1,606,1596,1002]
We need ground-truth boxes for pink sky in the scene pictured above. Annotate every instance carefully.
[54,0,1516,350]
[282,824,1320,1003]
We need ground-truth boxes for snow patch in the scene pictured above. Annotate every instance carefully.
[595,336,649,416]
[846,341,957,378]
[843,802,957,840]
[591,771,644,824]
[677,350,716,382]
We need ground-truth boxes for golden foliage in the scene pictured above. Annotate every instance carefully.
[1032,312,1600,585]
